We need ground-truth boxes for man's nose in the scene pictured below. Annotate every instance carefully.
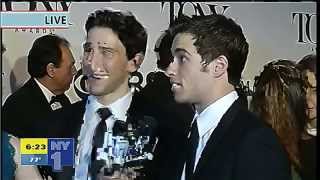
[86,50,102,71]
[165,60,177,77]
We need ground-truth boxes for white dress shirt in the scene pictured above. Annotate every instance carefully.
[74,88,134,180]
[306,123,317,136]
[34,78,55,103]
[181,91,238,180]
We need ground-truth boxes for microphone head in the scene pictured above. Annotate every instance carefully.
[113,120,128,136]
[137,116,158,137]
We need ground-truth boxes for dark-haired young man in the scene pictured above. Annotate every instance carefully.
[166,14,291,180]
[142,14,195,180]
[70,9,158,180]
[2,34,76,138]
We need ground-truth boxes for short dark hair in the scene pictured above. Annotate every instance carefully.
[154,14,192,70]
[154,31,173,70]
[297,54,316,75]
[28,34,70,78]
[171,14,249,86]
[85,9,147,60]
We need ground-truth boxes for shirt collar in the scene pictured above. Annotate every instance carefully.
[86,87,134,121]
[306,123,317,136]
[34,78,55,103]
[196,91,239,138]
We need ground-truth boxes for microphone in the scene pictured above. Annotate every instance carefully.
[113,120,128,136]
[136,116,158,153]
[94,115,159,178]
[138,116,158,137]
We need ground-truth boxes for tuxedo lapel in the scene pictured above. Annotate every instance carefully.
[193,99,242,176]
[27,78,52,112]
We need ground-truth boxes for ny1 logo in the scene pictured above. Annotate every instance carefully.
[48,138,74,172]
[292,12,316,45]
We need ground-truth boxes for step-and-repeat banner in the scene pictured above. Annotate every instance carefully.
[1,2,316,103]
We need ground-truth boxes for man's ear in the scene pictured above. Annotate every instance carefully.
[209,55,228,78]
[46,62,56,78]
[127,52,145,73]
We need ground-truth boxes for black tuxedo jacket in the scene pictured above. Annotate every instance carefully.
[168,99,291,180]
[140,73,194,180]
[56,88,194,180]
[2,78,73,138]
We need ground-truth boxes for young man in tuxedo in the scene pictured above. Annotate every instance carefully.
[142,15,195,179]
[165,14,292,180]
[70,9,162,180]
[2,34,76,138]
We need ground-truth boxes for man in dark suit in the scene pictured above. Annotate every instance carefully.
[60,10,194,180]
[71,9,158,180]
[2,34,76,138]
[143,16,195,179]
[165,14,292,180]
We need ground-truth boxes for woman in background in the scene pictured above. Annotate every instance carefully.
[297,54,316,180]
[251,60,306,180]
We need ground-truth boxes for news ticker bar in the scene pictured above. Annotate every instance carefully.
[0,11,70,28]
[20,138,74,172]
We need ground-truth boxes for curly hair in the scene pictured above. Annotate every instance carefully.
[297,54,317,91]
[251,60,306,169]
[297,54,316,75]
[85,9,147,60]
